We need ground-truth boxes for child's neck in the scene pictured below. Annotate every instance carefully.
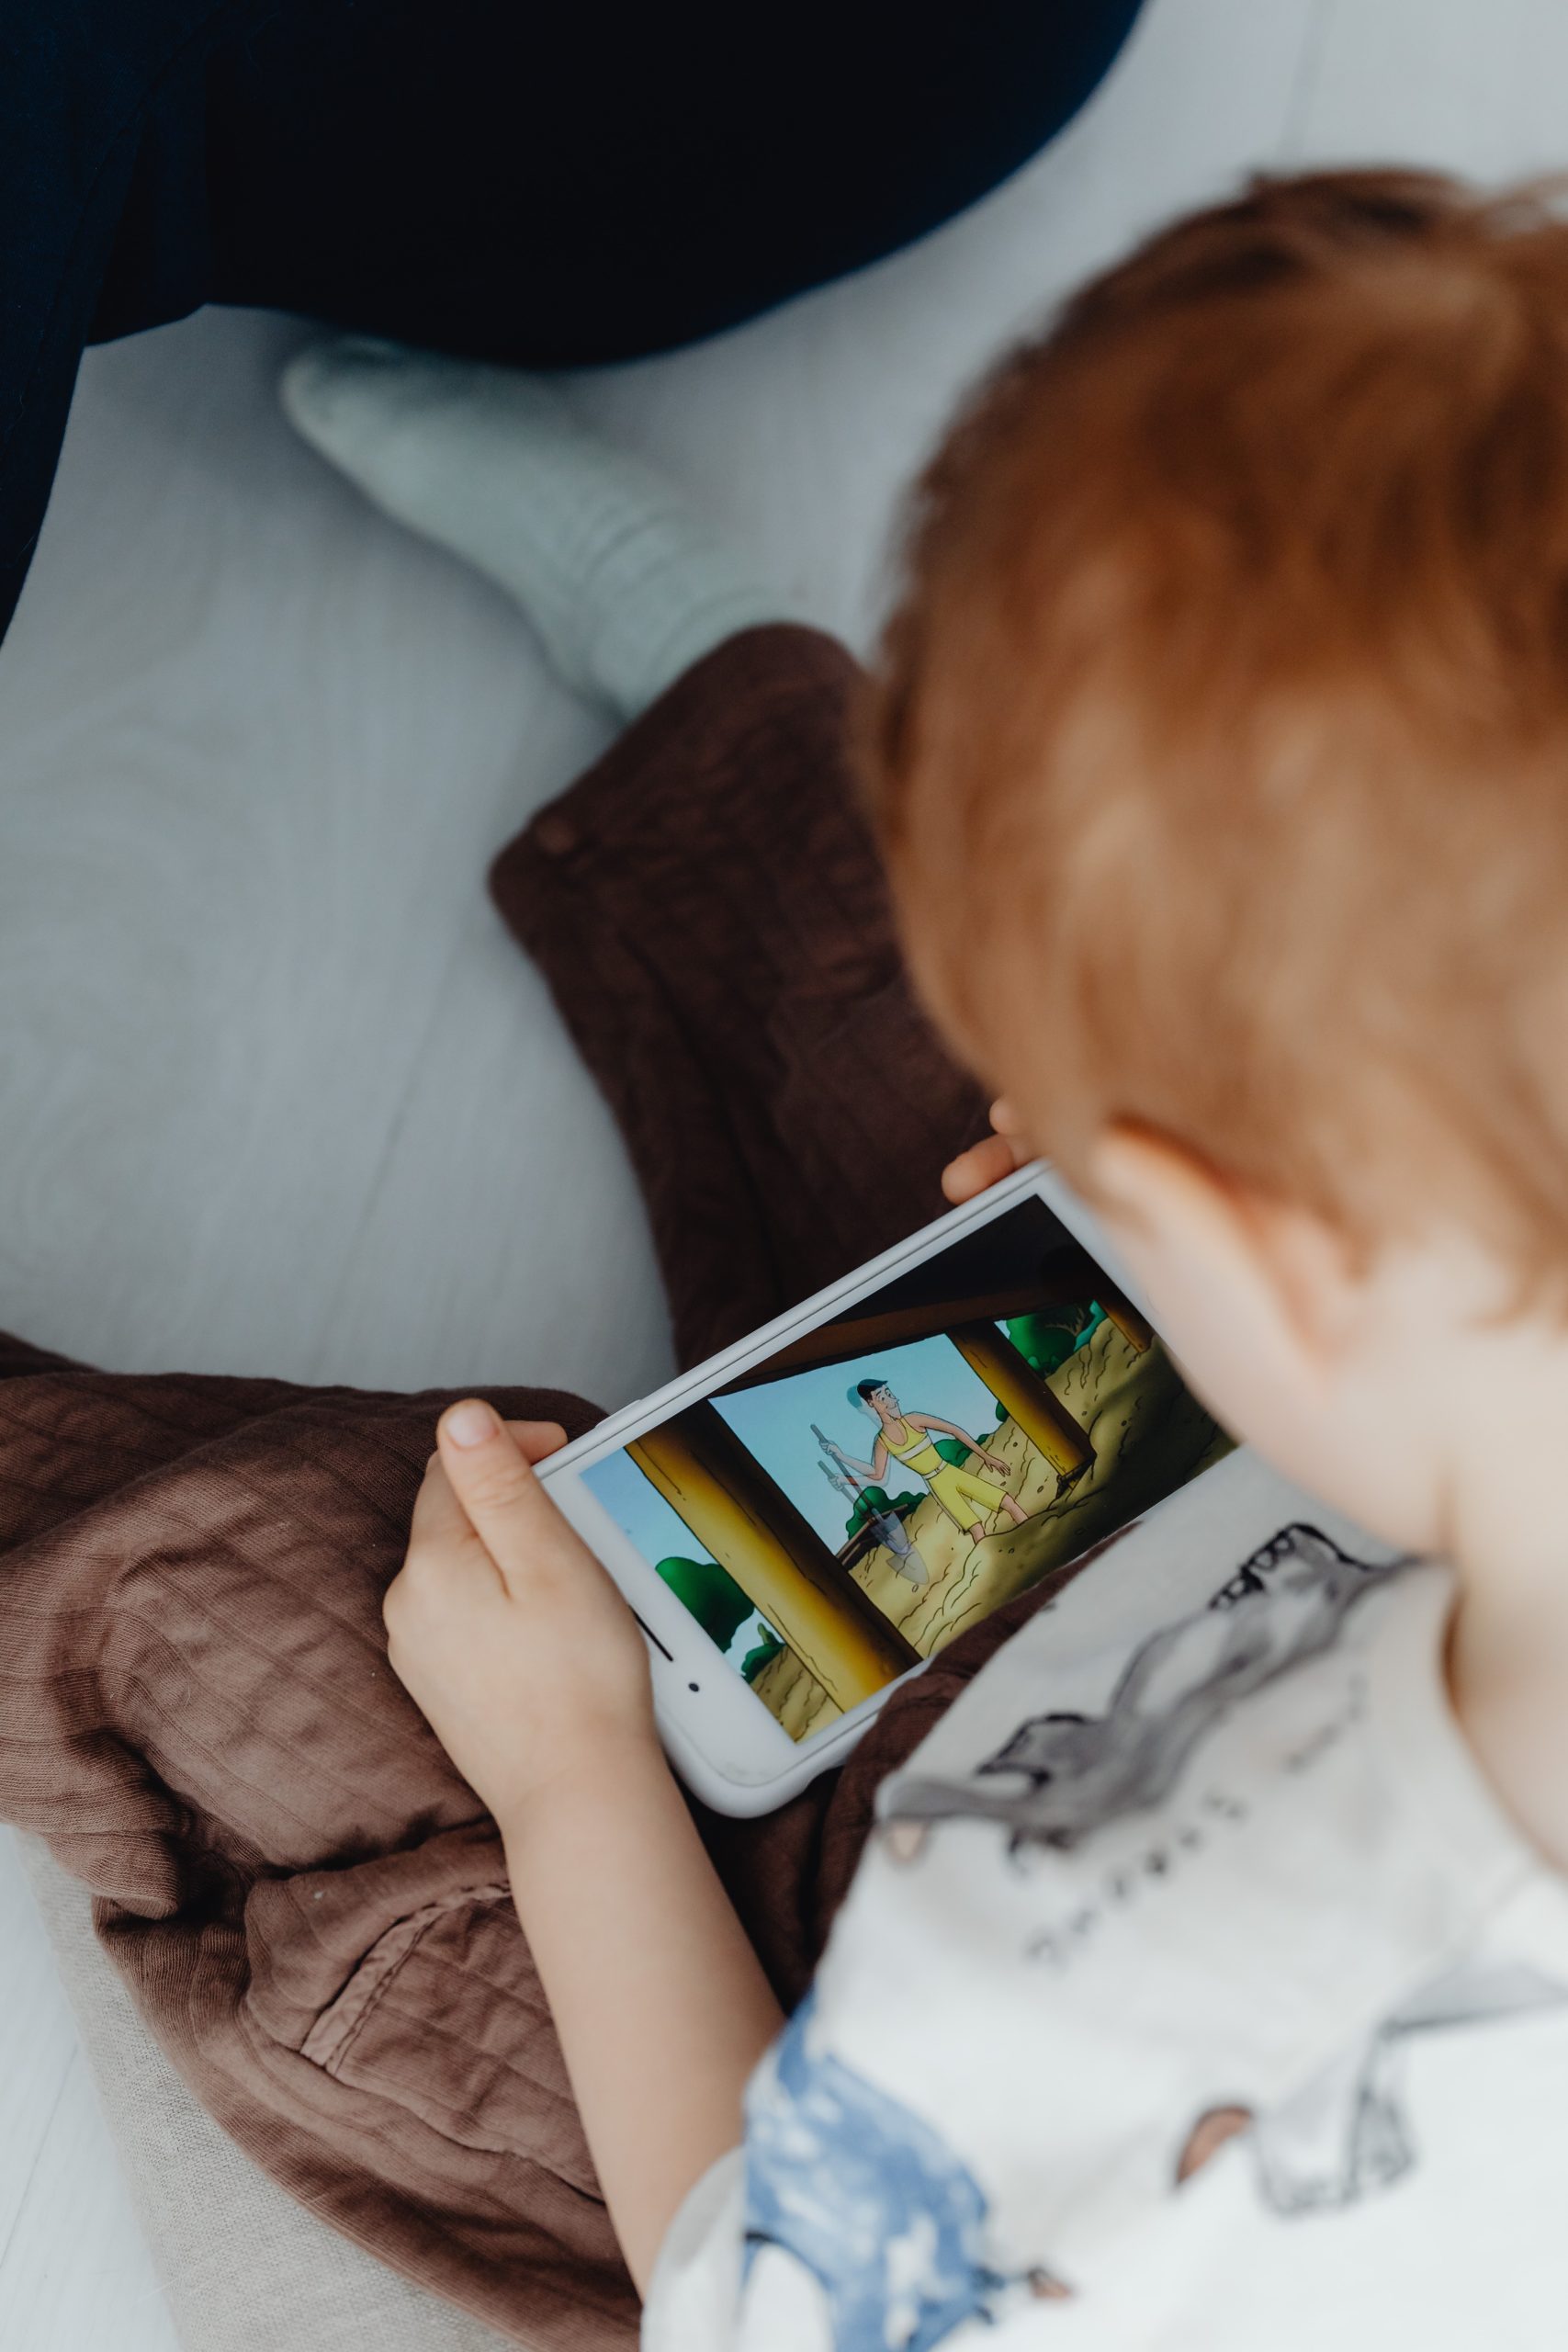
[1444,1321,1568,1877]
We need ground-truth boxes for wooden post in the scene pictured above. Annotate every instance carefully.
[628,1403,919,1712]
[1092,1280,1153,1353]
[948,1321,1094,1479]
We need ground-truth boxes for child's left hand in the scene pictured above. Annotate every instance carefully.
[384,1400,658,1825]
[942,1098,1032,1203]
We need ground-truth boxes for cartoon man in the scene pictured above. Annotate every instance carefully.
[829,1378,1030,1548]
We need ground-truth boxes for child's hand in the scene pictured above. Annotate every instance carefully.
[942,1098,1031,1204]
[384,1401,657,1824]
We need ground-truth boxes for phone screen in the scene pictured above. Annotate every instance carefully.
[581,1194,1230,1744]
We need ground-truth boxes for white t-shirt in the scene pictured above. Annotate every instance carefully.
[644,1449,1568,2352]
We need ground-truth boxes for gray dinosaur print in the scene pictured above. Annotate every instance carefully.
[883,1523,1399,1846]
[1244,1954,1568,2212]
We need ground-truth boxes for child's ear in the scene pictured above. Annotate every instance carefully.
[1084,1125,1363,1411]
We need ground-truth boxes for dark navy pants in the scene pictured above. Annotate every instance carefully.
[0,0,1144,643]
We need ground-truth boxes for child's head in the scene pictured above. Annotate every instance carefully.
[869,170,1568,1555]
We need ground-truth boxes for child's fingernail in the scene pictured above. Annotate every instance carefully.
[445,1400,498,1449]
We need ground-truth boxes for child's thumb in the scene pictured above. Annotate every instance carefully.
[502,1418,570,1464]
[435,1400,558,1585]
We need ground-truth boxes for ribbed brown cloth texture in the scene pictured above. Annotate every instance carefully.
[0,626,1021,2349]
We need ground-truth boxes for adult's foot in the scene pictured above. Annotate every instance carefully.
[281,337,803,720]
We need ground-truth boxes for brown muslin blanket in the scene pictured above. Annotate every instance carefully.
[0,628,1028,2349]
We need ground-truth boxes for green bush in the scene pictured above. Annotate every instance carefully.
[1007,1303,1105,1377]
[654,1553,756,1648]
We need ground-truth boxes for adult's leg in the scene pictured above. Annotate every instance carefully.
[205,0,1149,365]
[0,0,1145,641]
[0,0,272,643]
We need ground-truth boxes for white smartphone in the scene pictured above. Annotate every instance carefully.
[540,1162,1231,1815]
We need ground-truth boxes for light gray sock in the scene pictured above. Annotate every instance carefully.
[280,336,803,719]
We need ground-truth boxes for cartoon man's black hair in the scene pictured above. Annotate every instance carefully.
[856,1377,891,1401]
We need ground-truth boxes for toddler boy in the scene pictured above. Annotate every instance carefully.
[379,170,1568,2347]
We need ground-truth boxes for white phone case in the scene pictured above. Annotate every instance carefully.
[539,1163,1204,1815]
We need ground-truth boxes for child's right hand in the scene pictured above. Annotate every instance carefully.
[384,1401,659,1826]
[942,1099,1032,1204]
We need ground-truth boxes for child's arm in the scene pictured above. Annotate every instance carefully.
[499,1743,782,2294]
[383,1403,784,2295]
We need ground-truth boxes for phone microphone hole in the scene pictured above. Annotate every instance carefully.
[688,1681,700,1692]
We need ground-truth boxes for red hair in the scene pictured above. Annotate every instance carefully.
[868,170,1568,1280]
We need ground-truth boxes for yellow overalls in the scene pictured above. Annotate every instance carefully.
[883,1422,1004,1531]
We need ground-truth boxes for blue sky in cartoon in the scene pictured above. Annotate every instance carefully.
[713,1333,1009,1551]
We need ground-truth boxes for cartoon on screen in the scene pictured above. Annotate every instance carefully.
[583,1198,1230,1742]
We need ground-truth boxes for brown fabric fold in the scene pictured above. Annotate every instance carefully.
[491,625,991,1367]
[0,625,1018,2349]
